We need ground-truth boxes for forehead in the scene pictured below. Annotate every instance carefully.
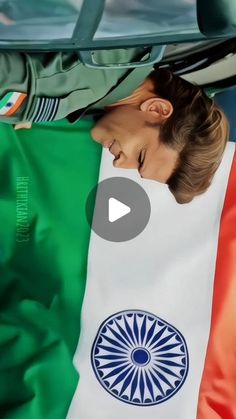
[140,142,179,183]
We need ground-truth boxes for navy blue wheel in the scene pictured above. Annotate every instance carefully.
[91,310,189,406]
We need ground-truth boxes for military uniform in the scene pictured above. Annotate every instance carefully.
[0,49,153,125]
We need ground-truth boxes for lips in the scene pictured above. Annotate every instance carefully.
[109,140,121,161]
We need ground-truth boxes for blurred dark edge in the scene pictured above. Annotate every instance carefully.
[215,88,236,142]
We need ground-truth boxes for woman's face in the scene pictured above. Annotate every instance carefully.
[91,104,178,183]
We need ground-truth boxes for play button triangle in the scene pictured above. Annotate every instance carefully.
[108,197,131,223]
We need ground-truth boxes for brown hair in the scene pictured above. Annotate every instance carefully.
[148,69,230,204]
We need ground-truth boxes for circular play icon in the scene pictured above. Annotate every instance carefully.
[86,177,151,242]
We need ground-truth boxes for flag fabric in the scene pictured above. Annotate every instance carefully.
[0,92,27,117]
[67,138,236,419]
[0,119,235,419]
[0,119,100,419]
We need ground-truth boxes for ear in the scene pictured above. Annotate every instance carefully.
[140,97,173,121]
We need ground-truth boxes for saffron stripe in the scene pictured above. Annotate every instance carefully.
[197,147,236,418]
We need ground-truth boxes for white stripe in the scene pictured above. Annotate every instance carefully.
[34,98,46,122]
[32,98,57,122]
[47,98,57,121]
[31,98,41,122]
[48,98,59,121]
[37,98,51,122]
[42,99,54,122]
[67,142,235,419]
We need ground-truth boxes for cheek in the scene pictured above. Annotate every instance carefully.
[91,113,118,139]
[91,109,145,146]
[123,128,146,151]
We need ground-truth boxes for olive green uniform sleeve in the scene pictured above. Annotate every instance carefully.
[0,52,32,124]
[0,48,151,125]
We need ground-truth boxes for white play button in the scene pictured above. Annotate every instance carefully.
[86,177,151,242]
[108,197,131,223]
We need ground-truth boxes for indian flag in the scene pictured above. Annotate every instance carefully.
[0,119,235,419]
[0,92,27,117]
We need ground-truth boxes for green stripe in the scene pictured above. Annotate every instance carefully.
[0,119,102,419]
[0,92,14,109]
